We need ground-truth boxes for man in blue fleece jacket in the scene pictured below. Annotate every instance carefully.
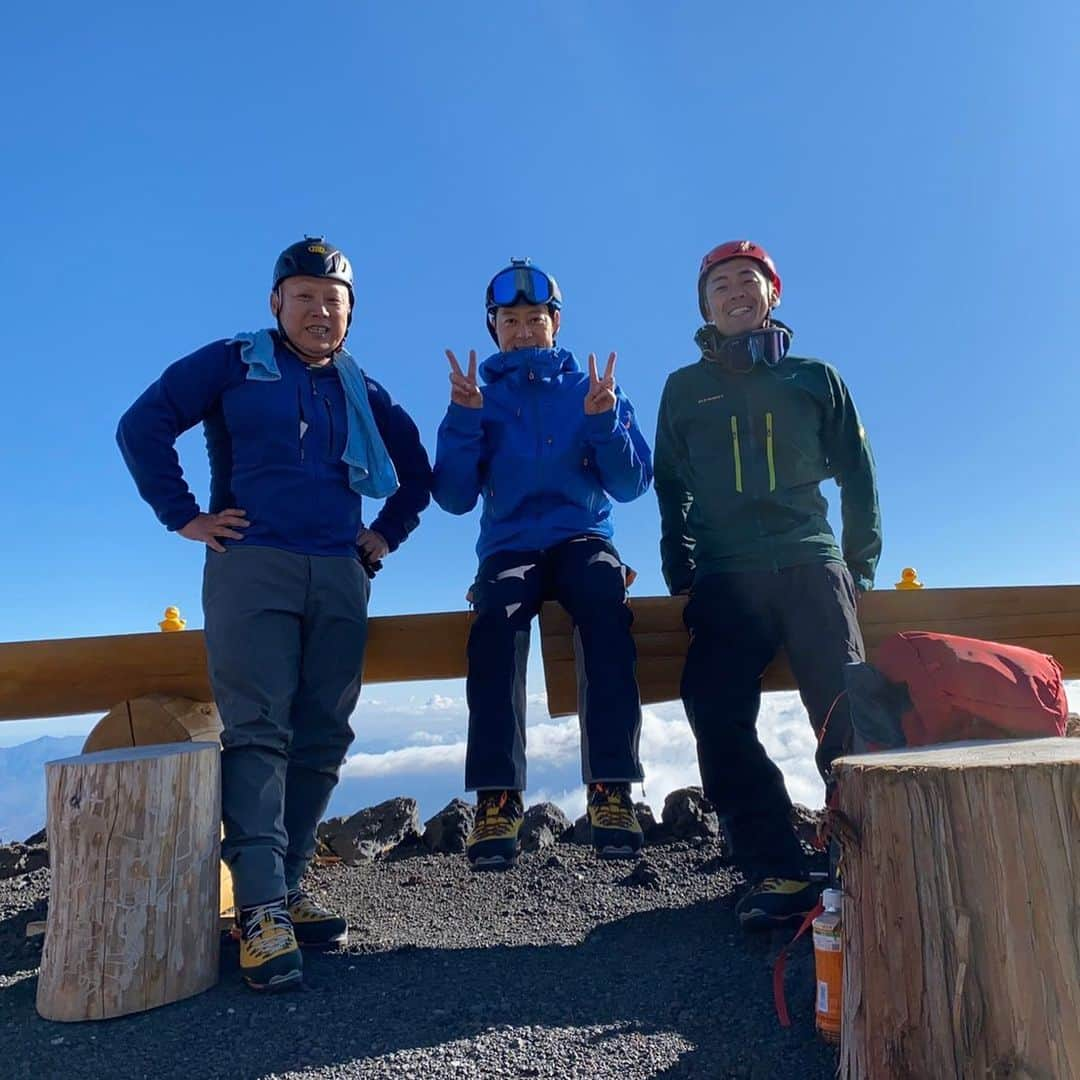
[433,258,652,870]
[117,237,431,991]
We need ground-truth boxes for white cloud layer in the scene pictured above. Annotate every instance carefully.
[340,678,1080,822]
[336,689,826,821]
[341,742,465,778]
[2,684,1077,840]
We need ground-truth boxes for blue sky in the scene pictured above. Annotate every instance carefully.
[1,3,1078,755]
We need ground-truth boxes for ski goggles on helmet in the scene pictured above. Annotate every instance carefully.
[485,260,562,313]
[694,324,791,374]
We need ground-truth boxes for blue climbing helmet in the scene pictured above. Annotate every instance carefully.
[484,258,562,343]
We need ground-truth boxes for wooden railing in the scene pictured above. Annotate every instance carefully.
[2,585,1079,722]
[540,584,1080,716]
[0,612,472,721]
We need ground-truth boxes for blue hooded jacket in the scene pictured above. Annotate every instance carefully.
[432,347,652,561]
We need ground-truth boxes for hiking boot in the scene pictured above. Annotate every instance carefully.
[587,782,644,859]
[238,899,303,992]
[735,877,818,930]
[466,789,524,870]
[287,888,348,948]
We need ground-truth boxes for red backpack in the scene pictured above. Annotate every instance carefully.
[874,631,1068,745]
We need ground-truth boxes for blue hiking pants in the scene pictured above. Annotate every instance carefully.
[202,545,369,907]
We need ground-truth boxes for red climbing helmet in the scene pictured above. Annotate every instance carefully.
[697,240,782,320]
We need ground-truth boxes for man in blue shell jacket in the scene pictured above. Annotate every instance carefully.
[433,258,653,870]
[117,237,431,992]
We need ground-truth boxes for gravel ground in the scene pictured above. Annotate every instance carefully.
[0,841,837,1079]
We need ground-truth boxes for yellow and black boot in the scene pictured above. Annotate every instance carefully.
[287,888,349,948]
[238,899,303,992]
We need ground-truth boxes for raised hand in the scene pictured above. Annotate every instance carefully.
[446,349,483,409]
[178,508,250,553]
[584,352,617,415]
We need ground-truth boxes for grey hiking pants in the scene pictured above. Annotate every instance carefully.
[203,545,370,907]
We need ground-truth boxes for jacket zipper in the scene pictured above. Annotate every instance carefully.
[324,395,335,460]
[765,411,776,492]
[730,415,743,494]
[298,387,306,464]
[531,372,543,540]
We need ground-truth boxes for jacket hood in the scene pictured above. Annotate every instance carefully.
[480,347,580,384]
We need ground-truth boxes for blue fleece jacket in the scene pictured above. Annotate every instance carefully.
[432,347,652,561]
[117,335,431,558]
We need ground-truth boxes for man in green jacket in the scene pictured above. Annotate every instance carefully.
[654,240,881,929]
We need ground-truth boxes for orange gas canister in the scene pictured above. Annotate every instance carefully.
[812,887,843,1044]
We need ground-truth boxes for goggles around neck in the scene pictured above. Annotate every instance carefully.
[695,323,792,374]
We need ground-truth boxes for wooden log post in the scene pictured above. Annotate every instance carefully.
[81,695,234,917]
[833,737,1080,1080]
[37,742,221,1022]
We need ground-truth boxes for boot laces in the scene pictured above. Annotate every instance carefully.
[590,784,635,829]
[242,902,294,961]
[288,890,332,920]
[473,791,517,840]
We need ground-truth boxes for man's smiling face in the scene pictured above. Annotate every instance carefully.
[702,257,775,336]
[271,275,351,361]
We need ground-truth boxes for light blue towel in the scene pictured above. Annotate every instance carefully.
[229,330,400,499]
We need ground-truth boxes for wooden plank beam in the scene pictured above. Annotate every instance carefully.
[540,585,1080,717]
[0,611,472,722]
[5,584,1080,723]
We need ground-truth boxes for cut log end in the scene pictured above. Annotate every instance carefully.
[82,694,221,755]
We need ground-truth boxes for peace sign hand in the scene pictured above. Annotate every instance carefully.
[446,349,483,409]
[584,352,617,415]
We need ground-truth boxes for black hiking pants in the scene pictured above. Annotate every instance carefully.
[464,535,644,792]
[681,561,863,879]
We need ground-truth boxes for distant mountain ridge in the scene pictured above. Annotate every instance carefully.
[0,735,85,842]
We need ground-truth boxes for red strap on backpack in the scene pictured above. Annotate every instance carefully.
[773,901,825,1027]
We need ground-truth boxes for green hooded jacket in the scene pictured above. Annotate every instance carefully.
[654,333,881,595]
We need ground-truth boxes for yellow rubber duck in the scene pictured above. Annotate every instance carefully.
[159,606,187,631]
[894,568,924,590]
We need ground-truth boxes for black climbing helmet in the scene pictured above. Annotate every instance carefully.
[272,236,354,299]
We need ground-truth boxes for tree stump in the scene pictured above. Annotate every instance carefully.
[82,695,233,917]
[37,742,221,1022]
[833,737,1080,1080]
